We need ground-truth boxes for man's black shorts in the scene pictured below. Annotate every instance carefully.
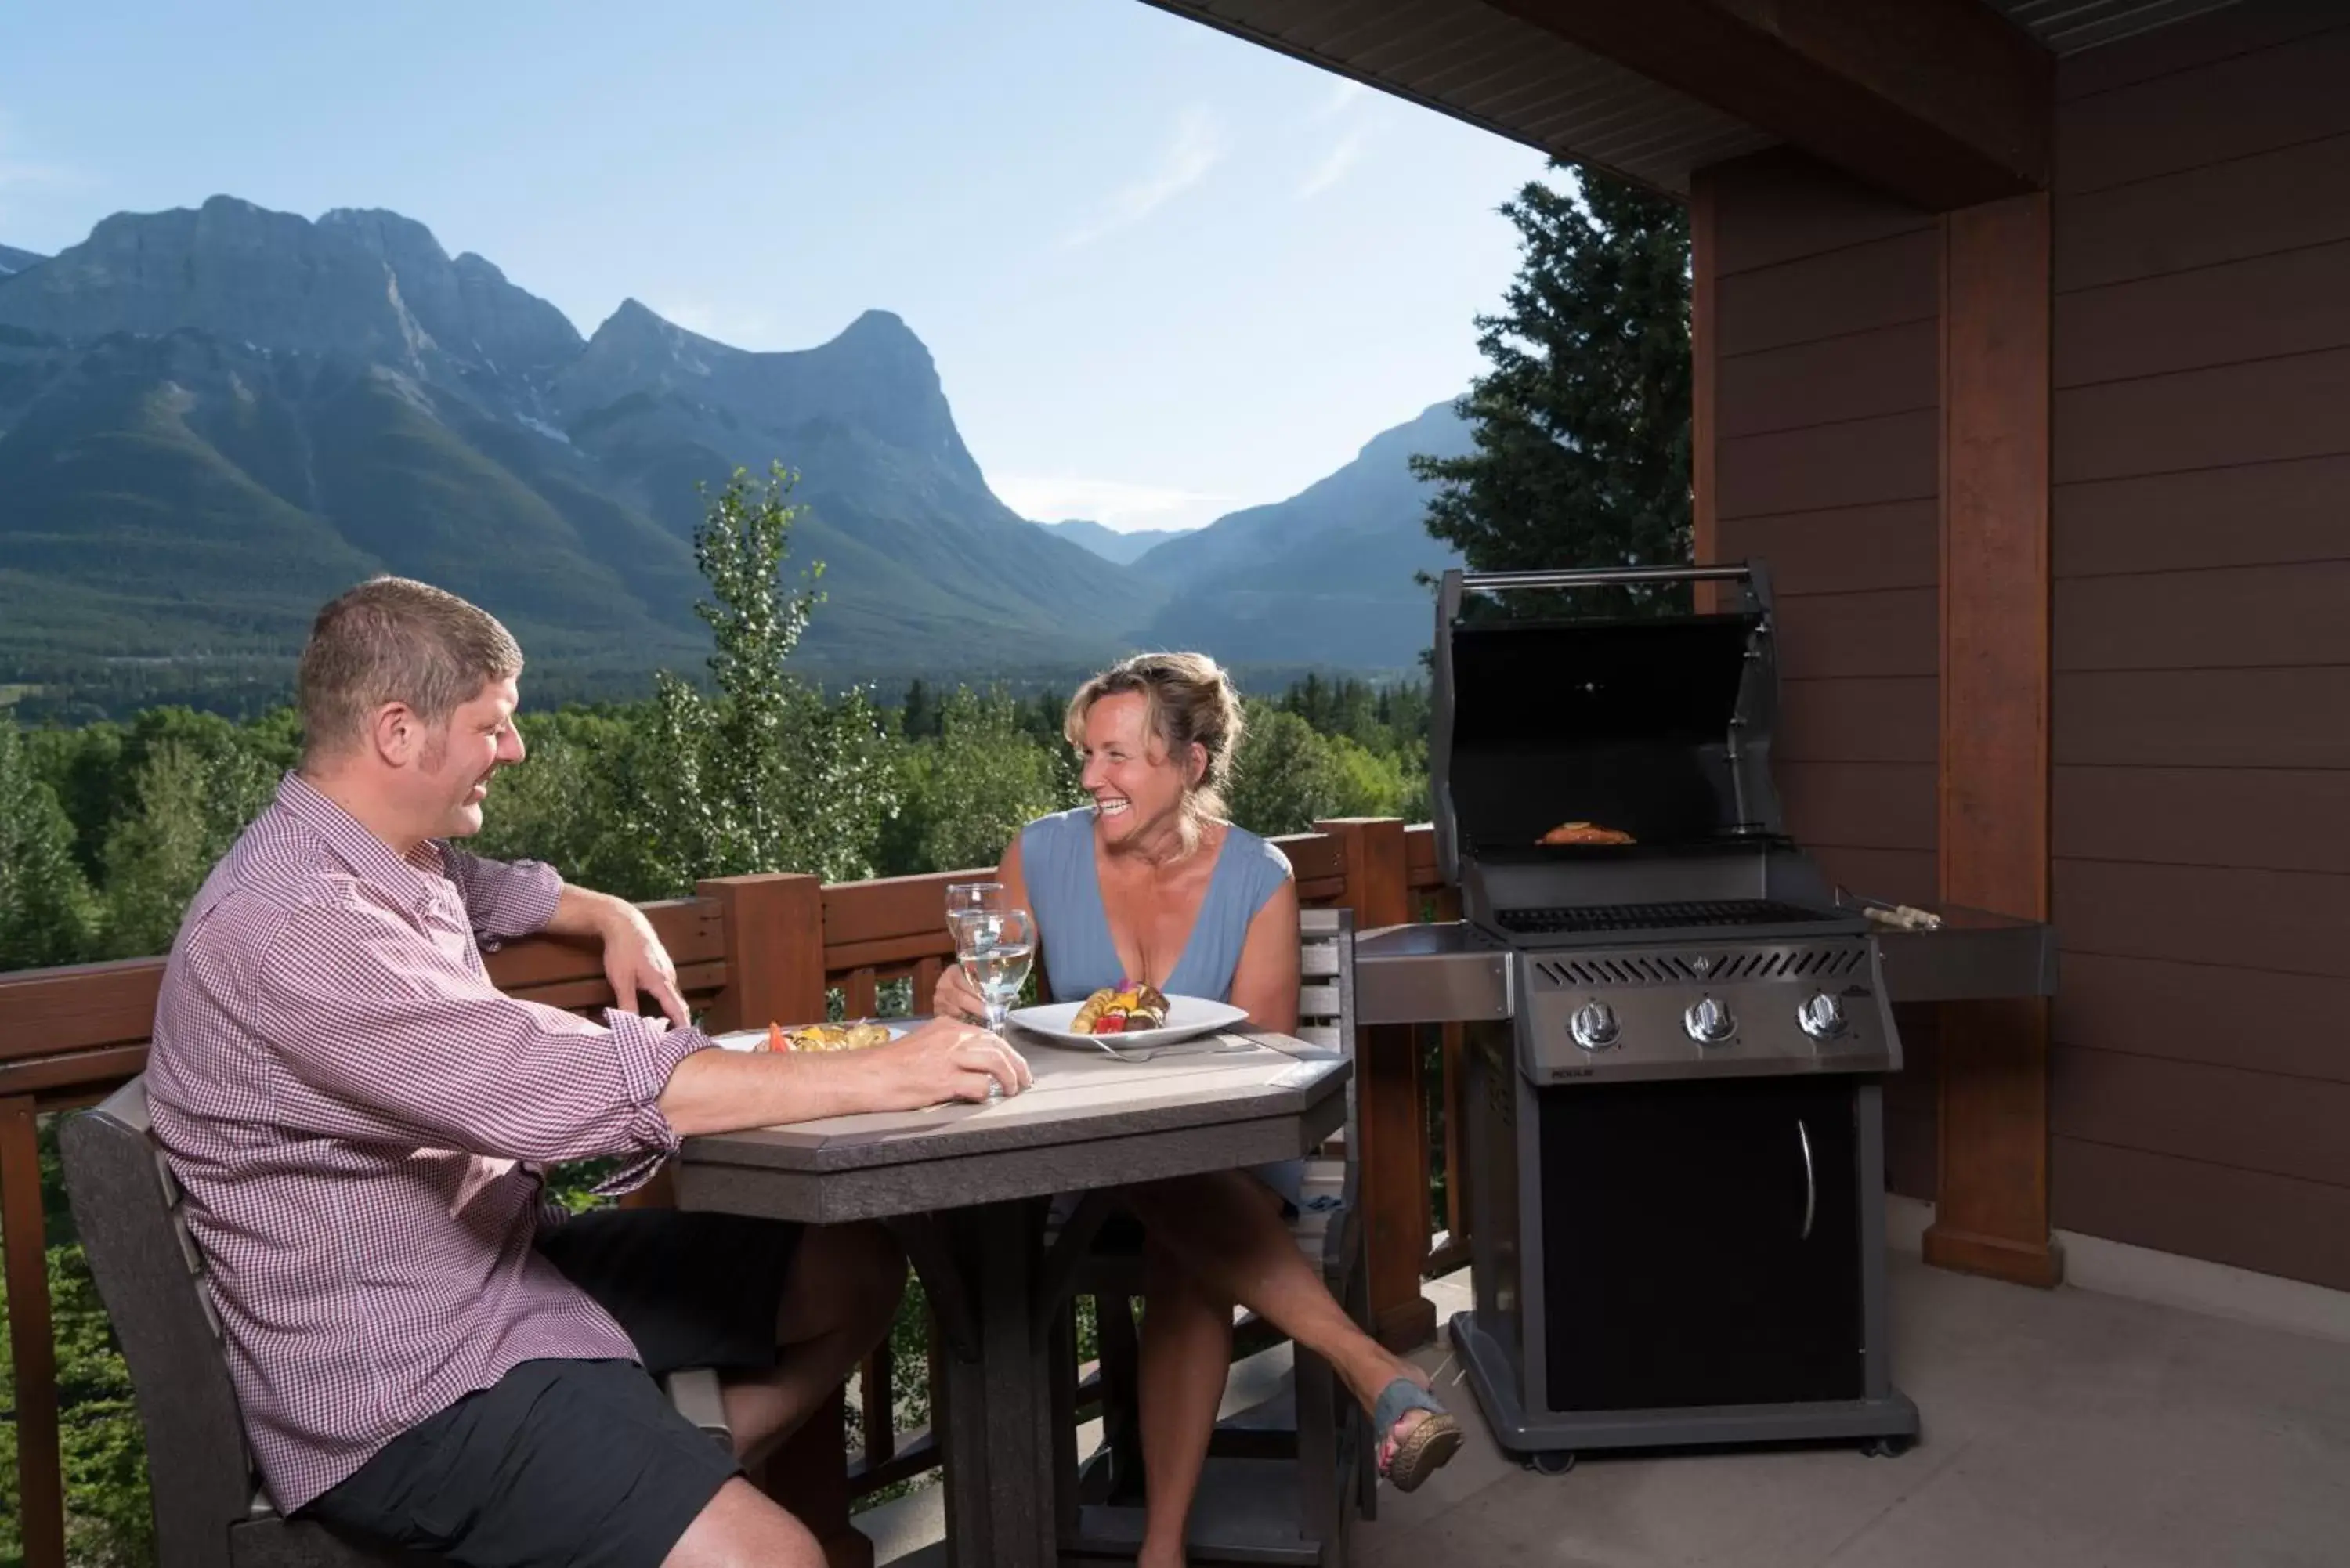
[302,1209,803,1568]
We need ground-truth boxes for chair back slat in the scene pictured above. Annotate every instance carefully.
[60,1077,254,1568]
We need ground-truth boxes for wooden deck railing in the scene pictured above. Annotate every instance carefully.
[0,818,1463,1568]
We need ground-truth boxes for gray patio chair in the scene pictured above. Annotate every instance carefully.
[60,1076,732,1568]
[1061,905,1373,1566]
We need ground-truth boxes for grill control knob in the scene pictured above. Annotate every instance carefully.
[1569,1001,1620,1051]
[1797,992,1848,1041]
[1683,995,1735,1045]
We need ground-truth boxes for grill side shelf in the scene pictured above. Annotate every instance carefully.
[1354,923,1515,1026]
[1871,908,2058,1003]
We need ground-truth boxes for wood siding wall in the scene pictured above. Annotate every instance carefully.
[2047,2,2350,1292]
[1698,148,1943,1200]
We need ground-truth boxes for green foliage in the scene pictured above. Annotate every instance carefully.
[631,467,899,892]
[878,686,1083,877]
[0,720,99,970]
[1412,164,1694,616]
[95,721,285,959]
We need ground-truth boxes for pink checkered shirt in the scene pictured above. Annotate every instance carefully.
[146,773,710,1511]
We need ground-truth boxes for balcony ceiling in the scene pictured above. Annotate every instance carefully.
[1141,0,2249,202]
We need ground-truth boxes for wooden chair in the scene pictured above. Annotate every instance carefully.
[1061,906,1373,1565]
[59,1076,732,1568]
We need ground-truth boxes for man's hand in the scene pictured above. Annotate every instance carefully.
[656,1017,1033,1135]
[875,1017,1032,1107]
[551,886,690,1028]
[600,901,689,1028]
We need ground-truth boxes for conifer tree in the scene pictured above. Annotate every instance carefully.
[1414,164,1692,616]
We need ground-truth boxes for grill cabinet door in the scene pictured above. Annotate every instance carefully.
[1538,1075,1864,1412]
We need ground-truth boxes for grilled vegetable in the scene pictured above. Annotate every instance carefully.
[1071,988,1115,1033]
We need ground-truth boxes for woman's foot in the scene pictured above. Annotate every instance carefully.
[1372,1376,1464,1493]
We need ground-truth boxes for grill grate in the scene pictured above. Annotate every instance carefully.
[1496,899,1835,935]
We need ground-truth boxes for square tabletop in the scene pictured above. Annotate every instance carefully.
[673,1028,1350,1224]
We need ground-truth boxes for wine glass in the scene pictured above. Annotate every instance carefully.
[954,907,1036,1039]
[945,881,1003,931]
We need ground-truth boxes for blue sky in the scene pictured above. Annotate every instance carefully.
[0,1,1549,532]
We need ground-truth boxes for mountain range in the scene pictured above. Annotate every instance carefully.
[1036,518,1193,565]
[0,196,1464,709]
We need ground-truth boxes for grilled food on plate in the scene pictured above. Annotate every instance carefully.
[1070,982,1171,1035]
[1538,820,1636,846]
[764,1021,893,1053]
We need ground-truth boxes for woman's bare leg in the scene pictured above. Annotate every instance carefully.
[1134,1234,1233,1568]
[1121,1171,1431,1420]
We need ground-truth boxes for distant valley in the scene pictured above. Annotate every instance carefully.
[1035,518,1193,565]
[0,197,1465,714]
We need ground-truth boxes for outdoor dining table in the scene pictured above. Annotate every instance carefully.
[671,1023,1353,1568]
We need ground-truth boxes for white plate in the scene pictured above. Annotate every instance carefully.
[1006,995,1250,1051]
[710,1019,914,1052]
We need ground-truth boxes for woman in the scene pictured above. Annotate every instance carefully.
[934,652,1459,1568]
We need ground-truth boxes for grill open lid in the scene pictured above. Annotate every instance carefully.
[1430,562,1788,886]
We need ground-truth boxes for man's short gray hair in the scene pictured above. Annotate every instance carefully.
[298,578,522,764]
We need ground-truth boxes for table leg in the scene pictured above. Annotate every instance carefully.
[931,1197,1059,1568]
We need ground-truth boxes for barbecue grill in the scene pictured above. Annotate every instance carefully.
[1412,562,1922,1468]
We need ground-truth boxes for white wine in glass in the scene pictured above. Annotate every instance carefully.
[956,908,1035,1037]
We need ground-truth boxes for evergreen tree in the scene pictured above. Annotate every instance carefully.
[1413,164,1693,616]
[899,679,937,741]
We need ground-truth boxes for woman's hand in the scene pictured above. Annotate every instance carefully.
[931,962,988,1024]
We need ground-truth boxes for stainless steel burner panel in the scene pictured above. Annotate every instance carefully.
[1515,936,1902,1086]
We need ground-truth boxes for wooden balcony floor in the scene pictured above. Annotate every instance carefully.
[864,1252,2350,1566]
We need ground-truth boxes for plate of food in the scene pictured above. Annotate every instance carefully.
[712,1019,911,1053]
[1007,984,1249,1051]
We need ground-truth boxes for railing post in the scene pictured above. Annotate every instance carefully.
[1,1097,65,1568]
[695,873,829,1032]
[1315,818,1436,1352]
[693,873,872,1568]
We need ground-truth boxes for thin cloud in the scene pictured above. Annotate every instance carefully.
[1297,127,1369,199]
[1058,106,1231,248]
[1313,78,1368,121]
[990,473,1228,530]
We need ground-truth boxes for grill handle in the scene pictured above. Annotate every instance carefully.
[1457,564,1753,592]
[1797,1118,1817,1241]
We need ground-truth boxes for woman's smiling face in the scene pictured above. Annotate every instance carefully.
[1078,691,1198,847]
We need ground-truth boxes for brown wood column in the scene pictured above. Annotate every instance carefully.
[1924,192,2063,1290]
[1316,818,1436,1350]
[1689,164,1719,612]
[695,873,873,1568]
[2,1097,65,1568]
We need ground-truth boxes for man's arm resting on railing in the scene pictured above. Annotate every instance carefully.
[541,883,692,1028]
[436,840,690,1028]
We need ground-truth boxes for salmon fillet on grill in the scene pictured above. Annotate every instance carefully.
[1539,821,1636,846]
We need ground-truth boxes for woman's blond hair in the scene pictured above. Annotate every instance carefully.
[1065,652,1247,823]
[298,577,522,764]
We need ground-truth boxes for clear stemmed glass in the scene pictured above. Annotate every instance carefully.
[945,881,1004,932]
[953,907,1035,1039]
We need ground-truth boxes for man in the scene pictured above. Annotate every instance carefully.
[147,576,1029,1568]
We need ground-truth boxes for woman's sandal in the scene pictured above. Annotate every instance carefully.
[1372,1378,1464,1493]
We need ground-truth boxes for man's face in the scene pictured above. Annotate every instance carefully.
[413,677,526,840]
